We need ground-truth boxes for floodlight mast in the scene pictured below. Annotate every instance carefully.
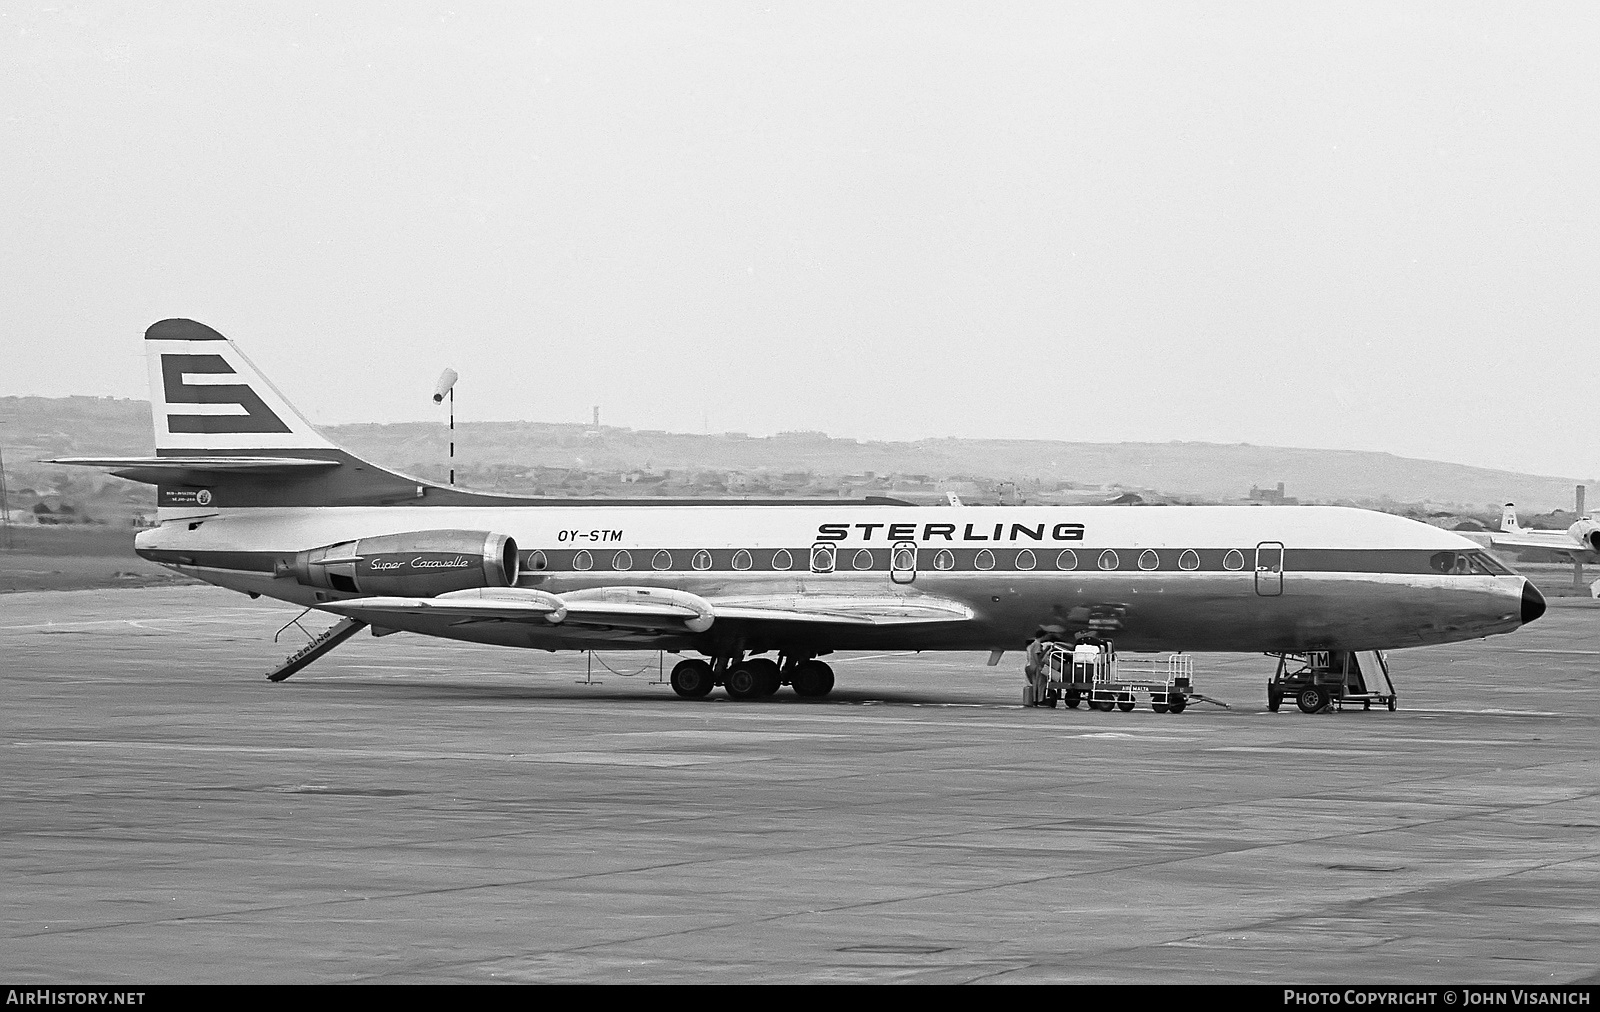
[432,368,459,485]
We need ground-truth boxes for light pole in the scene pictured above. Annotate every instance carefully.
[0,441,11,550]
[433,368,459,486]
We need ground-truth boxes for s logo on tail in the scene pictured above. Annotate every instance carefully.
[161,354,291,434]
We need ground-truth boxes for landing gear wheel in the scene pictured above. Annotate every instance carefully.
[1168,695,1186,714]
[725,664,761,700]
[1268,690,1282,713]
[670,659,715,699]
[1296,685,1327,714]
[791,660,834,698]
[745,657,781,697]
[1117,694,1135,712]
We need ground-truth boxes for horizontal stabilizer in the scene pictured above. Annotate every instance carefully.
[46,455,340,486]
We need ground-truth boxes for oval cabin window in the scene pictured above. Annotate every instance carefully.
[526,550,548,571]
[852,549,873,570]
[573,550,593,571]
[892,546,915,570]
[1223,549,1245,572]
[1056,549,1078,571]
[692,550,712,571]
[1015,549,1036,571]
[652,550,672,571]
[810,545,835,573]
[732,549,752,571]
[1138,550,1159,571]
[612,550,632,571]
[771,549,792,571]
[975,549,995,571]
[1098,549,1119,571]
[1178,549,1200,571]
[934,549,955,571]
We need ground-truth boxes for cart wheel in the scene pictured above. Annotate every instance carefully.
[1168,695,1186,714]
[1296,686,1327,714]
[1363,700,1371,710]
[1064,691,1081,709]
[1387,698,1396,712]
[1268,691,1282,713]
[1152,699,1170,714]
[1091,699,1115,712]
[1041,692,1058,709]
[1117,694,1135,713]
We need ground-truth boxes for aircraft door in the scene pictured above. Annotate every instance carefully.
[1255,541,1284,597]
[890,541,917,584]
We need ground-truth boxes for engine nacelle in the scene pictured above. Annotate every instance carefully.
[289,529,519,597]
[1571,519,1600,553]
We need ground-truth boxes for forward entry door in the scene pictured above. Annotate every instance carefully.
[1255,542,1284,597]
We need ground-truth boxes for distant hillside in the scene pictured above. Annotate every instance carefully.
[0,396,1591,519]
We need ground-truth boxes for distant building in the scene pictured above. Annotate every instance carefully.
[1248,482,1299,505]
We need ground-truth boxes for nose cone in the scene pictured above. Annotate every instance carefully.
[1522,580,1547,625]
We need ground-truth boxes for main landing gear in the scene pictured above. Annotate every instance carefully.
[669,655,834,701]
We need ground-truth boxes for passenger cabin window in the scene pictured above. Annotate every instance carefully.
[652,550,672,571]
[1178,549,1199,571]
[612,550,632,571]
[1138,550,1159,571]
[975,549,995,571]
[574,550,593,571]
[1098,549,1119,571]
[892,546,916,570]
[526,550,548,571]
[771,549,793,571]
[1056,549,1078,571]
[810,544,836,573]
[852,549,874,570]
[692,550,712,571]
[934,549,955,571]
[732,549,753,571]
[1015,549,1036,571]
[1223,549,1245,571]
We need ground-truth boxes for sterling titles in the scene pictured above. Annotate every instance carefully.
[815,522,1086,543]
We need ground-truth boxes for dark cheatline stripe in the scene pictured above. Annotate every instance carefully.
[140,546,1501,578]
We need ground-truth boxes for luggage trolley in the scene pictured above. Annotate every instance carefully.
[1031,639,1195,714]
[1267,650,1397,713]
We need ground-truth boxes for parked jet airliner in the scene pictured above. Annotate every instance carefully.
[52,320,1546,699]
[1488,503,1600,564]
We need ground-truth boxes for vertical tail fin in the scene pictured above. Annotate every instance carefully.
[145,319,334,455]
[1500,503,1520,533]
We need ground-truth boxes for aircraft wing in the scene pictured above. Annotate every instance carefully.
[707,594,975,626]
[1486,533,1590,554]
[320,586,974,633]
[323,586,714,632]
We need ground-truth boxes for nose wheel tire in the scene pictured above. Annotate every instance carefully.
[669,659,715,699]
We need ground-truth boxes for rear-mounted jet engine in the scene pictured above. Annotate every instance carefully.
[283,529,519,597]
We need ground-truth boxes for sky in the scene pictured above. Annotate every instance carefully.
[2,2,1596,480]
